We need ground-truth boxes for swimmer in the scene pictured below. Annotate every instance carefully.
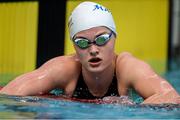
[0,1,179,104]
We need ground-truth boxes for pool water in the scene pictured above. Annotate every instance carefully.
[0,95,179,119]
[0,68,180,119]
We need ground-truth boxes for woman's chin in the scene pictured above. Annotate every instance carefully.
[86,65,105,73]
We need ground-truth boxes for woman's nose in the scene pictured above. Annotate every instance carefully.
[89,45,99,56]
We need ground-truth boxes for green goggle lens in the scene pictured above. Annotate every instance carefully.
[76,39,89,49]
[95,36,107,45]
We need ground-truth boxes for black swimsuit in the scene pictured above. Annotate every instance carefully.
[73,72,119,99]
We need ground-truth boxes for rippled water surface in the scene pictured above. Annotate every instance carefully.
[0,95,180,119]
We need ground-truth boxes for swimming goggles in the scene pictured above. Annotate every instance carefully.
[73,32,113,49]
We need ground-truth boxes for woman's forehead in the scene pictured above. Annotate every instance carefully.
[75,26,110,37]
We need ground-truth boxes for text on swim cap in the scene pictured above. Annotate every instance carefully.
[93,4,110,12]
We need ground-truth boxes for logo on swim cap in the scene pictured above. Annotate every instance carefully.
[68,1,117,40]
[93,4,110,12]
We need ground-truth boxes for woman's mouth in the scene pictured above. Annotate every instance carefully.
[88,57,102,67]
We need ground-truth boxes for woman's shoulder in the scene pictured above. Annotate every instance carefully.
[116,52,135,65]
[39,54,81,85]
[38,54,81,76]
[41,54,80,66]
[115,52,138,80]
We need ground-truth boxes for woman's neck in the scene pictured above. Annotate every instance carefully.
[82,60,116,97]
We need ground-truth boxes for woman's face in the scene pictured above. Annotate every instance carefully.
[73,26,116,73]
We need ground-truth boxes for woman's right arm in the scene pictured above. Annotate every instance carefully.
[0,55,80,96]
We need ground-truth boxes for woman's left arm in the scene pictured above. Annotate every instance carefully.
[116,52,180,104]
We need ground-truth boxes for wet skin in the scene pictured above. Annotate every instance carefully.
[0,27,179,104]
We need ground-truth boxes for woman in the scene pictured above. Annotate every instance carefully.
[0,1,179,104]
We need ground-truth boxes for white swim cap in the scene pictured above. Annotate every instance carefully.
[68,1,117,40]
